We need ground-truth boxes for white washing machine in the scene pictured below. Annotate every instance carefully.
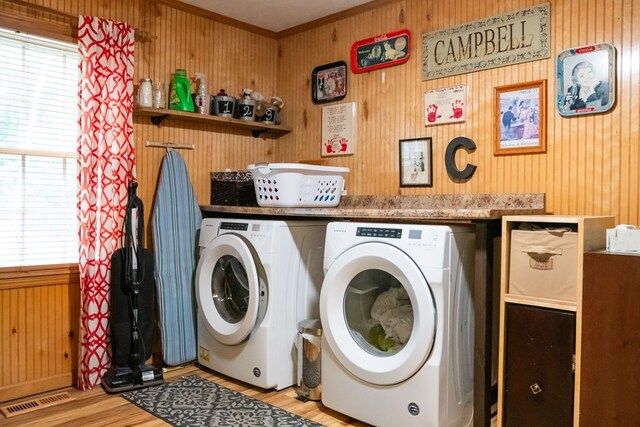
[195,218,327,390]
[320,222,475,427]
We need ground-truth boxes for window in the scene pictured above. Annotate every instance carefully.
[0,28,79,268]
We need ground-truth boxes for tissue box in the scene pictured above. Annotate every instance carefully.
[607,227,640,253]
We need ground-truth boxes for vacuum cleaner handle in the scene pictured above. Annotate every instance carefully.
[125,181,145,290]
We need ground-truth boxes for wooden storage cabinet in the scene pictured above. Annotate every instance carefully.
[503,304,575,426]
[580,251,640,426]
[497,215,615,426]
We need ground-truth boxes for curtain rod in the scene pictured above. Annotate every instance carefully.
[145,141,195,150]
[3,0,149,42]
[4,0,76,21]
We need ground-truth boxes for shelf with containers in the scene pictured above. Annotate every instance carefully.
[496,215,615,427]
[133,107,293,138]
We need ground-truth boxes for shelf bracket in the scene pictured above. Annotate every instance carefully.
[150,114,169,126]
[251,129,268,138]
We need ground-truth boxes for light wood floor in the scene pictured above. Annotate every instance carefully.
[1,364,498,426]
[0,363,370,427]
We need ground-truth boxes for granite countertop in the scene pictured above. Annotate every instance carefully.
[201,193,546,222]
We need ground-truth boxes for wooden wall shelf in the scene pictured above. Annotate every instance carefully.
[134,107,293,138]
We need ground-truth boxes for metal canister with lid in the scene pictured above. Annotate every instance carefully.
[236,88,257,121]
[212,89,236,118]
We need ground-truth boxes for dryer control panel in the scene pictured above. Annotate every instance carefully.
[220,222,249,231]
[356,227,402,239]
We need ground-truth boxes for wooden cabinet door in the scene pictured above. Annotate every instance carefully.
[580,252,640,426]
[503,304,576,427]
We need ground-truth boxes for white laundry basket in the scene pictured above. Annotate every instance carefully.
[248,163,349,207]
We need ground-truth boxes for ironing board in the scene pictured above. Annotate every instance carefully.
[151,150,202,366]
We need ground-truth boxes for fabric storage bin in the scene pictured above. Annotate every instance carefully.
[210,170,258,206]
[509,228,578,302]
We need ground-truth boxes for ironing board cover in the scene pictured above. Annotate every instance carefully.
[151,150,202,365]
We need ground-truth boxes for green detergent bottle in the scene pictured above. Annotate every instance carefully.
[169,69,194,112]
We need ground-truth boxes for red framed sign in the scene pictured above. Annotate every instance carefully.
[350,29,411,73]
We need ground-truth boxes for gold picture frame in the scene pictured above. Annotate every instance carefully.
[494,79,547,156]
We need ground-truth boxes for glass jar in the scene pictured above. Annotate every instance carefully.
[138,78,153,107]
[152,81,166,109]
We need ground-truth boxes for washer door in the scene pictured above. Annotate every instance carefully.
[320,242,436,386]
[196,233,267,345]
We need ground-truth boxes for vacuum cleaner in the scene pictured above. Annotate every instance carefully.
[102,182,164,393]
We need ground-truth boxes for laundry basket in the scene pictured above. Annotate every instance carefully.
[248,163,349,207]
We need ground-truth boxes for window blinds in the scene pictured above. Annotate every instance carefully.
[0,28,79,268]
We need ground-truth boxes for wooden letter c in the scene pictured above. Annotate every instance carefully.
[445,137,477,181]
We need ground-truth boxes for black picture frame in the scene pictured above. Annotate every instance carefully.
[312,61,347,104]
[399,137,433,187]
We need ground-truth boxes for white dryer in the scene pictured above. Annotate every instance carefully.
[196,218,327,390]
[320,222,475,427]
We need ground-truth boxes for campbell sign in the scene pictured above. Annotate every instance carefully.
[422,3,550,80]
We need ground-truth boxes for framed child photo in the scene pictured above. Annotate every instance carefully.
[494,80,547,156]
[556,43,616,117]
[400,137,432,187]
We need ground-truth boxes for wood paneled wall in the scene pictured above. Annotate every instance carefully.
[0,266,79,402]
[8,0,637,229]
[133,0,279,220]
[2,0,640,402]
[0,0,278,401]
[276,0,640,225]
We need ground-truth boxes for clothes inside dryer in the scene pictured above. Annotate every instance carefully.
[211,255,250,324]
[344,269,415,356]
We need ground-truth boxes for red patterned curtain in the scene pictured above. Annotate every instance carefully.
[77,16,135,390]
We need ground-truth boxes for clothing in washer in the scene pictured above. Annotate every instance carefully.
[320,221,475,427]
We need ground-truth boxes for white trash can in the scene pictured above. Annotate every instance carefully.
[295,319,322,401]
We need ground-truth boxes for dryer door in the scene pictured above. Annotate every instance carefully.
[196,233,267,345]
[320,242,436,386]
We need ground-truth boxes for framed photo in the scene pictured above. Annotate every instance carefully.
[556,42,616,116]
[350,29,410,74]
[400,137,432,187]
[312,61,347,104]
[494,79,547,156]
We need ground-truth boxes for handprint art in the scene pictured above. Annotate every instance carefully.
[449,99,464,119]
[426,104,441,123]
[324,137,348,154]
